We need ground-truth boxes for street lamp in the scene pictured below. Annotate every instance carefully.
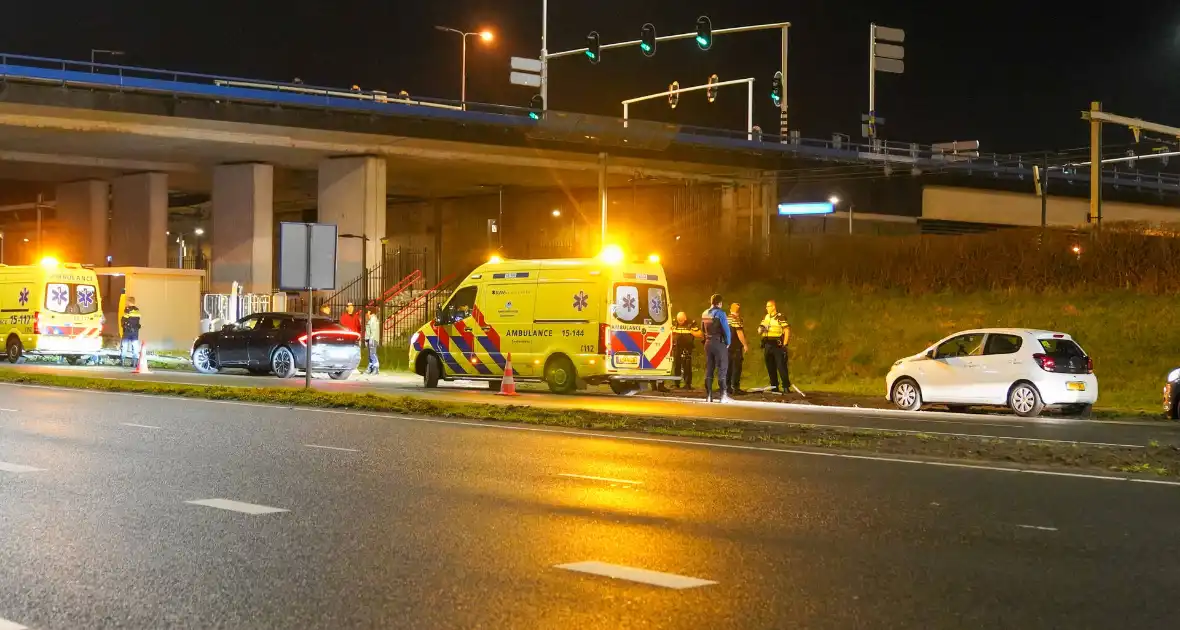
[434,25,495,108]
[829,195,853,235]
[551,209,561,217]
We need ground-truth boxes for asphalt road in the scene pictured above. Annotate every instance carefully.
[1,383,1179,629]
[6,361,1180,448]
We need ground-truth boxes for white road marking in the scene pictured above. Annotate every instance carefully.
[1016,524,1058,531]
[0,461,44,473]
[6,382,1180,489]
[0,617,28,630]
[0,408,16,412]
[304,444,360,452]
[120,422,162,430]
[558,473,643,485]
[185,499,288,515]
[555,561,717,589]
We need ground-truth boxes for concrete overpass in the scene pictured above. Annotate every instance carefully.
[0,52,1177,293]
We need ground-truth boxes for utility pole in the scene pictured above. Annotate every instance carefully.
[598,153,608,248]
[1089,101,1102,228]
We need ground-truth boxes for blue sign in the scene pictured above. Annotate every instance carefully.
[778,202,835,216]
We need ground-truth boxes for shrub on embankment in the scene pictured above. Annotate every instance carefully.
[669,226,1180,413]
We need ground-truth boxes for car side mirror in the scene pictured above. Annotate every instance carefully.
[222,323,236,332]
[925,349,935,360]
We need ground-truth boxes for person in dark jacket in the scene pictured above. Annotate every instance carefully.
[727,302,749,395]
[668,311,701,390]
[700,294,733,404]
[120,297,142,367]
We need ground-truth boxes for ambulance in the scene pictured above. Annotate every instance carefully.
[409,246,678,394]
[0,258,104,364]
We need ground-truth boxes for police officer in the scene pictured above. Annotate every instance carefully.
[758,299,791,394]
[727,302,749,395]
[669,311,701,389]
[120,297,142,368]
[700,294,733,404]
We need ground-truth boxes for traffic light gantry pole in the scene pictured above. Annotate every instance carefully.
[538,10,791,133]
[622,77,756,138]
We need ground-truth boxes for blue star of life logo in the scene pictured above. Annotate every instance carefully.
[17,287,29,306]
[78,289,95,309]
[650,296,663,317]
[51,286,68,305]
[572,291,589,311]
[621,294,637,311]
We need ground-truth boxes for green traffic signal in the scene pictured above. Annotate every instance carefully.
[529,111,540,120]
[695,35,708,47]
[640,23,657,58]
[695,16,712,51]
[640,43,651,52]
[586,31,601,65]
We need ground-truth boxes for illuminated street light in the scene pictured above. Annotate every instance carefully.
[551,209,561,217]
[194,228,205,236]
[828,195,841,205]
[435,25,496,107]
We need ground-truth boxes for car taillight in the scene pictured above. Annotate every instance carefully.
[34,311,42,335]
[599,323,609,355]
[1033,353,1056,372]
[1086,357,1094,374]
[298,334,308,346]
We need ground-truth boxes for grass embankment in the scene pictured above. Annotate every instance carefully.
[668,285,1179,415]
[2,368,1178,478]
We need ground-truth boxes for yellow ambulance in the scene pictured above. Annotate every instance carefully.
[409,246,677,394]
[0,258,104,364]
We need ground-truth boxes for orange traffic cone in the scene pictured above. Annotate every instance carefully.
[132,343,150,374]
[497,352,519,396]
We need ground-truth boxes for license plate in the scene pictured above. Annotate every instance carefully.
[330,348,352,359]
[1067,382,1086,391]
[614,353,640,368]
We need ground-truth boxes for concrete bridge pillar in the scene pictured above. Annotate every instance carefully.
[211,163,274,294]
[110,172,168,267]
[54,179,109,266]
[317,156,386,289]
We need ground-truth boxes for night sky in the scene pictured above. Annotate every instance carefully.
[4,1,1178,155]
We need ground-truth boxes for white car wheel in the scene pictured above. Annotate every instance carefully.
[891,379,922,411]
[1008,382,1044,418]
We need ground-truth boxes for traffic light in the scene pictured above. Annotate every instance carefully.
[640,23,657,57]
[695,16,712,50]
[668,81,680,109]
[528,94,543,120]
[706,74,718,103]
[586,31,601,64]
[770,71,783,106]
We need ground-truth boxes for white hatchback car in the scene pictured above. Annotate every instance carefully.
[886,328,1097,418]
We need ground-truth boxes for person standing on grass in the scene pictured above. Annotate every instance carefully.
[727,302,749,396]
[120,297,142,368]
[364,309,381,375]
[758,299,792,394]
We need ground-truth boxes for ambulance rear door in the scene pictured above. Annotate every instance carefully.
[608,274,671,373]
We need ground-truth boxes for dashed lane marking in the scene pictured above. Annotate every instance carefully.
[1016,524,1058,532]
[304,444,360,452]
[120,422,162,430]
[0,408,16,412]
[558,473,643,485]
[555,561,717,589]
[0,461,44,473]
[185,499,289,515]
[0,617,28,630]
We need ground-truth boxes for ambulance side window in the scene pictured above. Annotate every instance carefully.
[442,286,477,324]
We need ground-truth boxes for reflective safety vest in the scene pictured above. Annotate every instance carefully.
[727,311,744,347]
[671,319,698,350]
[760,312,789,344]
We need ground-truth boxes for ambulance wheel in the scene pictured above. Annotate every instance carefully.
[545,356,577,395]
[424,354,441,388]
[6,336,23,364]
[271,346,297,379]
[329,370,351,381]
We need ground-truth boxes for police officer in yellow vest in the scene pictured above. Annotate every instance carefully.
[669,311,702,389]
[758,299,791,394]
[727,302,749,395]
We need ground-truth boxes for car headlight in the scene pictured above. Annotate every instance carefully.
[1168,368,1180,383]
